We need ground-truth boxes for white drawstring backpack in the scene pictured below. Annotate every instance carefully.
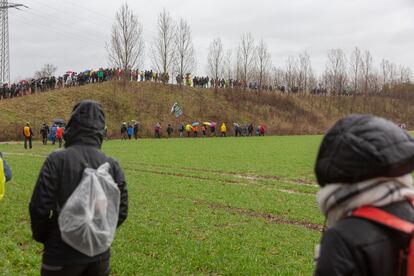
[58,162,120,257]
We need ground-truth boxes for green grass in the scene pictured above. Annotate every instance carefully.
[0,136,323,275]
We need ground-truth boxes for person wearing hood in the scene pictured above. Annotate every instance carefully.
[40,123,50,145]
[314,114,414,276]
[29,100,128,276]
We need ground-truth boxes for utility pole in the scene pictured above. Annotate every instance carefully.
[0,1,27,84]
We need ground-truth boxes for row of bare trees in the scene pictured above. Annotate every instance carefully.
[107,4,412,94]
[107,4,195,84]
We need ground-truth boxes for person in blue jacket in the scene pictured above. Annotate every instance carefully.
[127,124,133,140]
[49,124,57,145]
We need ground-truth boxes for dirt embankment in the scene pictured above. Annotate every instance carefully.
[0,81,413,141]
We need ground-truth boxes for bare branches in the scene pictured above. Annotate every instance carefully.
[325,48,347,94]
[107,3,144,77]
[256,39,271,91]
[207,38,224,86]
[174,18,195,85]
[238,33,256,87]
[151,9,176,83]
[34,64,57,79]
[349,47,362,94]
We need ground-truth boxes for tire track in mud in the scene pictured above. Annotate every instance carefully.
[124,166,315,196]
[172,195,322,232]
[122,161,317,187]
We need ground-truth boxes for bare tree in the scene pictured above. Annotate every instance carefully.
[223,49,233,81]
[272,66,285,89]
[174,18,195,85]
[207,38,224,88]
[326,48,347,94]
[285,55,297,91]
[398,65,412,84]
[361,50,373,94]
[349,47,362,94]
[34,64,57,78]
[151,9,176,83]
[255,39,272,91]
[297,52,312,93]
[238,33,256,87]
[107,3,145,79]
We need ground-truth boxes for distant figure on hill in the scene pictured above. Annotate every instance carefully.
[23,122,33,149]
[248,123,254,136]
[49,124,57,145]
[185,124,192,137]
[192,125,199,137]
[154,122,161,138]
[120,123,127,140]
[29,100,128,276]
[259,125,265,136]
[178,123,184,137]
[56,126,64,148]
[314,114,414,276]
[233,123,241,137]
[210,124,216,136]
[127,125,133,140]
[133,122,139,139]
[220,123,227,137]
[40,123,50,145]
[167,124,173,138]
[202,125,207,137]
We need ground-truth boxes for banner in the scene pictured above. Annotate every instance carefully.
[171,102,183,118]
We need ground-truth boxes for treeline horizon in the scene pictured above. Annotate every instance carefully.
[31,3,412,95]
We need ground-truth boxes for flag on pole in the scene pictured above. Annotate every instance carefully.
[171,102,183,118]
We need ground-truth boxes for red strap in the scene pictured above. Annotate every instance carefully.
[408,239,414,276]
[352,207,414,234]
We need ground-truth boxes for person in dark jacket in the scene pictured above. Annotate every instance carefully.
[133,122,139,140]
[40,123,50,145]
[29,100,128,276]
[167,124,173,138]
[314,114,414,276]
[120,122,127,140]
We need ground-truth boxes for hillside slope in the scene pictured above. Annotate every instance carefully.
[0,81,413,140]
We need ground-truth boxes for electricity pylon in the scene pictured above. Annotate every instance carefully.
[0,1,27,84]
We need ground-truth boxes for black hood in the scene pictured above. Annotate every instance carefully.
[315,114,414,186]
[64,100,105,148]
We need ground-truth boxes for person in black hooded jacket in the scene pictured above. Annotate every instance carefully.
[29,100,128,276]
[314,114,414,276]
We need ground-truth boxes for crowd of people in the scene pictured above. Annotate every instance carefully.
[22,121,66,149]
[151,122,266,138]
[1,65,286,101]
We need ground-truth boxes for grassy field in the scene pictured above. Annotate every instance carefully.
[0,136,324,275]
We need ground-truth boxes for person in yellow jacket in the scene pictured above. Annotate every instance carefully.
[0,152,12,200]
[220,122,227,137]
[23,122,34,149]
[185,124,192,137]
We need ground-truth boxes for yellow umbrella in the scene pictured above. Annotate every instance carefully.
[203,122,212,126]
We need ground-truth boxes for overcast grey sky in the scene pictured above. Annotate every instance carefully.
[8,0,414,81]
